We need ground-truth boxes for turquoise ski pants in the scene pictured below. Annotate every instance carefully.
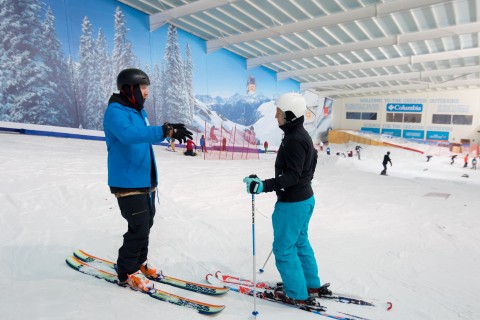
[272,196,320,300]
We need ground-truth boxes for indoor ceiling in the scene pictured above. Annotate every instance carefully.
[117,0,480,98]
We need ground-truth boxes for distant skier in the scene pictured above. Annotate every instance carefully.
[472,157,477,170]
[464,154,469,168]
[450,155,457,165]
[166,137,176,152]
[222,137,227,151]
[381,151,392,175]
[426,155,432,162]
[200,135,207,153]
[355,145,362,160]
[264,141,269,153]
[326,146,331,155]
[184,139,197,156]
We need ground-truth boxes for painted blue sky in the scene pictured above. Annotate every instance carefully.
[45,0,298,97]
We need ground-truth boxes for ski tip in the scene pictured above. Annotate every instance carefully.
[215,271,221,277]
[205,273,213,281]
[386,301,393,311]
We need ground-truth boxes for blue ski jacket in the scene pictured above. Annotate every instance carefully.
[103,101,165,189]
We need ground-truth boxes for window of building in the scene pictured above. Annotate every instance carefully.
[452,115,473,125]
[386,113,404,122]
[346,112,361,119]
[361,112,377,120]
[404,114,422,123]
[432,114,452,124]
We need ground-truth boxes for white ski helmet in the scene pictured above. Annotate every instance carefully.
[275,92,306,123]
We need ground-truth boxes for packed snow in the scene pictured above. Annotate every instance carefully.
[0,132,479,320]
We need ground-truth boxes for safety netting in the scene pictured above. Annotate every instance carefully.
[191,122,260,160]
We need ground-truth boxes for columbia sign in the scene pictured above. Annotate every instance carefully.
[386,103,423,113]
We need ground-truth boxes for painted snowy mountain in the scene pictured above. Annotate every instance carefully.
[192,97,242,134]
[193,96,283,148]
[196,93,270,126]
[250,100,283,147]
[192,96,282,148]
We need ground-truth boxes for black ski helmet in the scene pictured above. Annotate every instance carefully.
[116,68,150,90]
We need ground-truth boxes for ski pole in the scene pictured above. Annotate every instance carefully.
[251,192,259,317]
[258,248,273,273]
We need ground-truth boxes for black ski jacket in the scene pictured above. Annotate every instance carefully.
[263,117,317,202]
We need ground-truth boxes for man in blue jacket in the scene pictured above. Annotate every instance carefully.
[243,93,326,307]
[103,68,192,292]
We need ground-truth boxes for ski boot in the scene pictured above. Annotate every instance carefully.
[118,273,155,293]
[140,260,160,278]
[308,283,332,298]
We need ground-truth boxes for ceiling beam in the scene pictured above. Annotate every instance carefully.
[314,79,480,97]
[248,21,480,69]
[207,0,448,53]
[278,47,480,80]
[300,65,480,90]
[149,0,239,31]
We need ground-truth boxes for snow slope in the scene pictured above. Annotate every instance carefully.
[0,133,479,320]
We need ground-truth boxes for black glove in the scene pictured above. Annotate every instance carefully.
[162,123,193,144]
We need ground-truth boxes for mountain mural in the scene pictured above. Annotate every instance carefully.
[196,93,270,126]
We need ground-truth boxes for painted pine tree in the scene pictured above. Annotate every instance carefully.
[112,7,134,81]
[184,43,195,124]
[158,59,170,124]
[68,57,81,128]
[152,63,164,125]
[96,29,113,103]
[41,7,76,127]
[0,0,54,124]
[78,16,104,129]
[162,25,190,124]
[142,64,156,123]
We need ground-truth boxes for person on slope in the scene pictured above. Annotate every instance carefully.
[381,151,392,175]
[103,68,192,292]
[184,139,197,156]
[355,145,362,160]
[200,135,207,153]
[464,154,469,168]
[450,154,457,165]
[242,93,328,307]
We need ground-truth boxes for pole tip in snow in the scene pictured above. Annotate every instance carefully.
[258,268,264,273]
[252,310,259,316]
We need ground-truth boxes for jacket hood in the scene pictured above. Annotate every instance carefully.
[108,88,144,111]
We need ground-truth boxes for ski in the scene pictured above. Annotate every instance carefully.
[73,249,228,296]
[213,271,392,311]
[206,274,368,320]
[66,255,225,314]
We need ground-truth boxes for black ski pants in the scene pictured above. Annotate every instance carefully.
[116,192,156,282]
